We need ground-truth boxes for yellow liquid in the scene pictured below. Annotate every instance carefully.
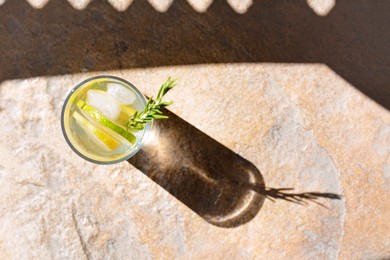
[62,77,149,163]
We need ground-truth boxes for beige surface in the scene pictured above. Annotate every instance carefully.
[0,64,389,259]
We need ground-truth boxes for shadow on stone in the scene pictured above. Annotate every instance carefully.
[1,0,389,110]
[249,186,341,208]
[128,109,341,227]
[128,109,266,227]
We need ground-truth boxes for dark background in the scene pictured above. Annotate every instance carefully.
[1,0,389,109]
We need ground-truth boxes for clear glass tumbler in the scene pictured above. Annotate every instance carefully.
[61,75,151,164]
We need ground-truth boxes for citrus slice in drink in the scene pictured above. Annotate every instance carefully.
[76,100,136,144]
[116,105,137,125]
[72,111,120,151]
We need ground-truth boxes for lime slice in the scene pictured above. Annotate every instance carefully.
[77,100,136,144]
[72,111,120,151]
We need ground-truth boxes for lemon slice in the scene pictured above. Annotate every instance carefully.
[116,105,136,125]
[77,100,136,144]
[73,111,120,150]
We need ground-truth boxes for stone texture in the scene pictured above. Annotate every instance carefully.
[1,64,389,259]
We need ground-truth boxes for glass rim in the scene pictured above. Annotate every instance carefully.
[61,75,151,165]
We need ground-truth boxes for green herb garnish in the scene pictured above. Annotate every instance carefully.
[126,77,176,131]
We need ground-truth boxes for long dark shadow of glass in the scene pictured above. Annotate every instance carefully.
[128,109,341,227]
[128,109,266,227]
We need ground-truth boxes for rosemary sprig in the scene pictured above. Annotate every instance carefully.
[126,77,176,131]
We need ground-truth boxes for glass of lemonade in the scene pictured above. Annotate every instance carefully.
[61,75,151,164]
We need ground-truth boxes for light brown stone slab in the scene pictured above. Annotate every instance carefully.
[0,64,389,259]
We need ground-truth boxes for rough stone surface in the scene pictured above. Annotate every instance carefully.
[1,64,389,259]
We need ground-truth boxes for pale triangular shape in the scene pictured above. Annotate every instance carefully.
[26,0,50,9]
[227,0,253,14]
[148,0,174,12]
[186,0,213,13]
[107,0,134,12]
[67,0,92,10]
[306,0,335,16]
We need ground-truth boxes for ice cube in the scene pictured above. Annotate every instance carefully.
[87,90,120,120]
[106,82,137,105]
